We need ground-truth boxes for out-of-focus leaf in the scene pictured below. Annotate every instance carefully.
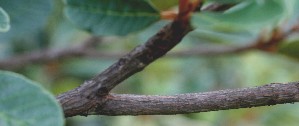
[64,0,160,36]
[0,71,64,126]
[280,1,299,31]
[61,59,114,79]
[186,28,258,45]
[190,0,286,45]
[149,0,178,11]
[280,0,299,17]
[0,7,9,32]
[51,78,81,95]
[192,0,284,32]
[0,0,52,42]
[260,104,299,126]
[279,40,299,59]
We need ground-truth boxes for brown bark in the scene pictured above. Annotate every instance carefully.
[94,82,299,115]
[57,19,192,117]
[60,82,299,116]
[56,3,299,117]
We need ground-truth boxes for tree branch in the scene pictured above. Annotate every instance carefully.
[2,2,298,118]
[0,44,257,70]
[57,18,192,117]
[1,26,297,70]
[0,2,243,70]
[56,4,299,117]
[64,82,299,116]
[56,22,299,117]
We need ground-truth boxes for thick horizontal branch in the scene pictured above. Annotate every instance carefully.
[65,82,299,116]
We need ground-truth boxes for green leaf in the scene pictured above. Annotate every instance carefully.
[279,40,299,59]
[187,28,258,44]
[0,7,10,32]
[192,0,284,32]
[149,0,178,11]
[281,1,299,27]
[0,0,52,42]
[64,0,160,36]
[0,71,64,126]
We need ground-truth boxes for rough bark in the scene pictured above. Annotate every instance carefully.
[55,3,299,117]
[61,82,299,116]
[95,82,299,115]
[57,19,192,117]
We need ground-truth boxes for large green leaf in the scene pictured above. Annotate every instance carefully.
[64,0,160,36]
[0,0,52,42]
[0,71,64,126]
[281,1,299,28]
[192,0,284,32]
[0,7,9,32]
[189,0,286,45]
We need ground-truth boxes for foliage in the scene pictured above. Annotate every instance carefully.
[64,0,160,36]
[0,7,9,32]
[0,0,52,42]
[1,0,299,126]
[0,71,64,126]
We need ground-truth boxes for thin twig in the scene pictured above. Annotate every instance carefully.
[1,27,297,71]
[0,37,101,70]
[0,44,256,70]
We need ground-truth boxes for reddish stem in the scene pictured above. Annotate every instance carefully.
[178,0,201,21]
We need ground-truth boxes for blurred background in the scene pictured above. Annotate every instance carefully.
[1,0,299,126]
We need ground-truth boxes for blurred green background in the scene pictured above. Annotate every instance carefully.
[1,0,299,126]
